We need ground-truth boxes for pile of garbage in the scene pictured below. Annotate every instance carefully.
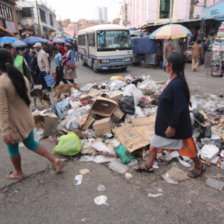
[32,75,224,176]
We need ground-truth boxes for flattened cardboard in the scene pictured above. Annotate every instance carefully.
[113,116,155,152]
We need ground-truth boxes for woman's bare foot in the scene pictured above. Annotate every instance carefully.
[53,159,63,174]
[7,171,24,180]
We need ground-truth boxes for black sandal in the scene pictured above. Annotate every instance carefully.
[187,164,206,178]
[135,164,154,173]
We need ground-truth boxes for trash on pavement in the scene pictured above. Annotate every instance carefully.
[74,174,83,185]
[52,132,82,156]
[79,169,90,175]
[80,155,115,163]
[108,159,128,174]
[115,145,135,164]
[97,184,106,192]
[94,195,108,206]
[119,95,135,115]
[200,144,220,162]
[147,192,163,198]
[125,172,133,180]
[206,178,224,191]
[52,98,70,120]
[162,167,189,184]
[33,128,44,141]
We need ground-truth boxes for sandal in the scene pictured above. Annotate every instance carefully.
[135,164,154,173]
[6,171,24,180]
[187,164,206,178]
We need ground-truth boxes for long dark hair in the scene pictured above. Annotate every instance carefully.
[167,52,191,105]
[0,49,30,106]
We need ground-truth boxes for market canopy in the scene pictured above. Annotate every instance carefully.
[149,24,192,40]
[23,36,48,45]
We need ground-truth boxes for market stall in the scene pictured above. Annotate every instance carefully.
[211,21,224,77]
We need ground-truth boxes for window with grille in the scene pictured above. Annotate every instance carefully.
[0,3,13,21]
[22,7,33,18]
[39,8,46,23]
[49,14,53,26]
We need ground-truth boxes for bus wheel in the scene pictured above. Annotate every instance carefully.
[121,67,127,72]
[92,61,99,73]
[82,58,86,66]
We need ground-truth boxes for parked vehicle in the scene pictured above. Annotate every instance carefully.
[78,24,133,72]
[131,36,157,66]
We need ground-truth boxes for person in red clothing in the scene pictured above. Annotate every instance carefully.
[56,44,65,56]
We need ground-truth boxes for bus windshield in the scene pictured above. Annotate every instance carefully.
[97,30,132,51]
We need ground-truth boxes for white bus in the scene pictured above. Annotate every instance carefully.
[78,24,133,72]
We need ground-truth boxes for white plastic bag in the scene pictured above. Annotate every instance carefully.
[123,84,143,105]
[200,144,220,162]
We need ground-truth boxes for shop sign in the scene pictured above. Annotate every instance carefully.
[200,2,224,19]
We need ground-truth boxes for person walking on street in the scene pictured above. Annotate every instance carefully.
[53,47,68,87]
[191,40,203,72]
[62,43,77,83]
[34,42,51,91]
[30,51,40,85]
[201,38,208,65]
[135,52,205,178]
[165,38,174,58]
[3,43,33,89]
[0,49,62,180]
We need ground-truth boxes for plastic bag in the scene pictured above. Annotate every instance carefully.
[52,98,70,119]
[115,145,135,164]
[119,95,135,114]
[52,132,82,156]
[109,79,126,91]
[123,84,143,105]
[44,73,55,87]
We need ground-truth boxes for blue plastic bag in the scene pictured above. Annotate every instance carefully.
[44,73,55,87]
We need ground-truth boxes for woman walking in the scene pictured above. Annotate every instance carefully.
[0,49,62,179]
[62,43,77,83]
[135,52,205,178]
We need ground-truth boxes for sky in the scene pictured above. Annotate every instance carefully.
[44,0,122,22]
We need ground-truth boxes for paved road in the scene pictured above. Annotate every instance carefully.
[0,62,224,224]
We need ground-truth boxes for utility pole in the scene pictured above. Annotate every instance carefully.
[169,0,174,24]
[36,0,41,36]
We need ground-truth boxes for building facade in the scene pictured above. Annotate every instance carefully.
[125,0,223,28]
[16,0,57,38]
[0,0,19,36]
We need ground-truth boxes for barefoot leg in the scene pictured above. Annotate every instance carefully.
[35,145,62,173]
[8,155,24,179]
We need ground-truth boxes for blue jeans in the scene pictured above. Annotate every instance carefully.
[38,71,48,89]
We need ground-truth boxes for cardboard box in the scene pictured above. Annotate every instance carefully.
[79,114,95,130]
[113,116,155,152]
[93,118,111,136]
[109,91,123,102]
[33,114,58,137]
[112,106,124,123]
[91,97,118,117]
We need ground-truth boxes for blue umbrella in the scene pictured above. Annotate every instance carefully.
[64,37,73,42]
[23,36,48,45]
[0,36,27,48]
[0,36,17,43]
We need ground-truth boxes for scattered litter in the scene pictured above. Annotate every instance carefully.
[206,178,224,191]
[74,175,83,185]
[128,159,138,166]
[79,169,90,175]
[200,145,220,162]
[80,155,115,164]
[125,172,133,180]
[97,184,106,192]
[177,157,191,168]
[147,192,163,198]
[94,195,108,206]
[109,159,128,174]
[165,167,189,182]
[162,173,179,185]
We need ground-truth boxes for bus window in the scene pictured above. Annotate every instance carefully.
[88,33,95,46]
[78,35,86,46]
[97,30,132,51]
